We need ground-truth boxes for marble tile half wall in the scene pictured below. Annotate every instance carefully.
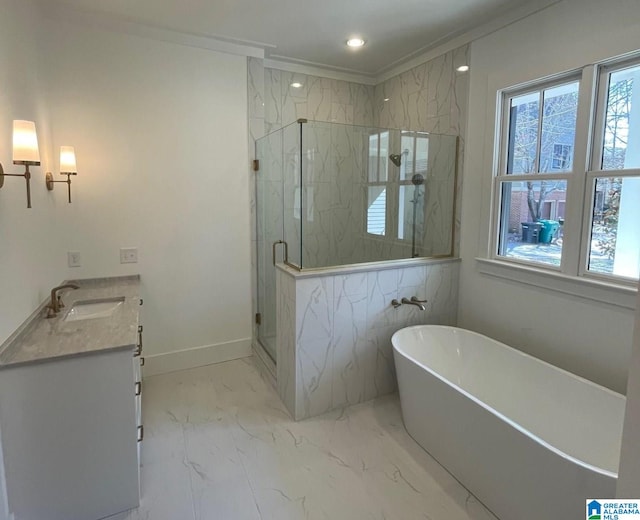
[276,259,460,420]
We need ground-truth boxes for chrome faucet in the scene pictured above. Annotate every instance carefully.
[46,283,80,318]
[401,296,427,311]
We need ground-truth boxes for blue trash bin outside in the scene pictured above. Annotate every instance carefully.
[538,220,559,244]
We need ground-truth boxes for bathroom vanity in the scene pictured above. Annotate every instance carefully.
[0,276,144,520]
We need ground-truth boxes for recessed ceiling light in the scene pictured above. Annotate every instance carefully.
[346,38,366,48]
[456,65,470,72]
[291,82,303,88]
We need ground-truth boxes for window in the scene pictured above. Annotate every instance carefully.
[366,130,429,242]
[367,187,386,235]
[552,144,572,170]
[496,79,579,267]
[587,60,640,280]
[366,131,389,235]
[493,55,640,284]
[397,131,428,240]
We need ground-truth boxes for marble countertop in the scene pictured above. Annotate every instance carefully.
[0,276,141,369]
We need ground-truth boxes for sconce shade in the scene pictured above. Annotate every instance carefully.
[60,146,77,174]
[12,120,40,165]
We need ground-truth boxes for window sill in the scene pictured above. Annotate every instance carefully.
[475,258,637,310]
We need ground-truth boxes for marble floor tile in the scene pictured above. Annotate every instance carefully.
[124,357,497,520]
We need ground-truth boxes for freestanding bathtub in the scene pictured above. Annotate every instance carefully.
[391,325,624,520]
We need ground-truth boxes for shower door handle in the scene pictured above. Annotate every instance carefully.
[272,240,289,266]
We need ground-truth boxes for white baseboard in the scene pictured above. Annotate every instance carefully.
[142,338,252,377]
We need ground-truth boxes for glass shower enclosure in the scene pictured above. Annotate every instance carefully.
[255,120,458,362]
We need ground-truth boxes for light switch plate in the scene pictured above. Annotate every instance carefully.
[120,247,138,264]
[68,251,81,268]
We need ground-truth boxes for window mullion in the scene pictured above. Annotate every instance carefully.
[590,64,612,172]
[534,91,544,173]
[499,94,511,176]
[578,171,598,277]
[490,177,503,258]
[376,132,381,182]
[563,65,596,277]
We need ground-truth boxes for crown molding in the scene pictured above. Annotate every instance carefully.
[263,57,377,85]
[39,2,270,59]
[267,0,562,86]
[39,0,562,85]
[374,0,562,83]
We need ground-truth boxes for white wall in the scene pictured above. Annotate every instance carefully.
[40,17,251,367]
[459,0,639,393]
[0,0,63,345]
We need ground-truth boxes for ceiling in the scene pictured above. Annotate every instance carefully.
[44,0,555,76]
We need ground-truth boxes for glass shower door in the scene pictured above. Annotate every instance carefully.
[256,122,302,363]
[256,130,283,362]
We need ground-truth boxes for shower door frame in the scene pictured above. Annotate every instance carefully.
[255,121,303,364]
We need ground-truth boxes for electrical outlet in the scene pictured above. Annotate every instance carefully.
[120,247,138,264]
[68,251,81,268]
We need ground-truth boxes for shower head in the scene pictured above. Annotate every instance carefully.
[389,154,402,167]
[412,173,425,186]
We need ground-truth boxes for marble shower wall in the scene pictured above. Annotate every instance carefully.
[250,60,377,353]
[276,259,460,420]
[250,44,468,364]
[288,124,457,268]
[374,44,470,256]
[264,69,375,133]
[374,45,469,135]
[296,122,369,268]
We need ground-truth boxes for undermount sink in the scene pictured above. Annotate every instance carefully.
[64,297,125,322]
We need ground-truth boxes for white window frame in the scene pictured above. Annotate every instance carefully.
[580,56,640,285]
[491,73,583,274]
[489,53,640,288]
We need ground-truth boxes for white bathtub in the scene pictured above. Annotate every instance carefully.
[391,325,624,520]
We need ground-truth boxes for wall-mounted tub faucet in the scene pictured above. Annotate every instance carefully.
[392,297,428,310]
[401,297,427,311]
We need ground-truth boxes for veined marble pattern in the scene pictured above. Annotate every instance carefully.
[253,47,466,364]
[265,68,375,130]
[278,261,459,421]
[257,58,463,271]
[373,44,469,257]
[277,121,457,269]
[111,357,497,520]
[277,269,296,414]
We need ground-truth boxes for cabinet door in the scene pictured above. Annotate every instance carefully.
[133,356,143,472]
[0,349,139,520]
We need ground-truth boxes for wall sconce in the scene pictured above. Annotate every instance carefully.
[46,146,78,203]
[0,120,41,208]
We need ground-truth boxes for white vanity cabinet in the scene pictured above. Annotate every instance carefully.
[0,347,141,520]
[134,323,144,473]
